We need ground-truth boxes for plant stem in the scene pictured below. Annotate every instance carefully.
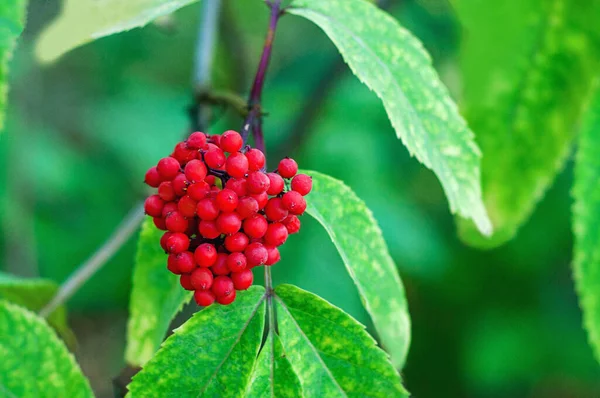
[40,204,145,318]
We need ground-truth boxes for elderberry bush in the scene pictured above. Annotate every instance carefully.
[143,130,312,306]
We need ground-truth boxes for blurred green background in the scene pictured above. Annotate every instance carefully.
[2,0,599,396]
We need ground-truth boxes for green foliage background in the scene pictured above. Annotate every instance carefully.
[1,0,599,396]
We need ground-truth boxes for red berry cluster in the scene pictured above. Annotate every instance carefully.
[143,130,312,306]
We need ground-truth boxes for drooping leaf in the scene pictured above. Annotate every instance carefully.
[302,170,410,369]
[0,0,27,131]
[0,272,75,346]
[288,0,492,235]
[573,80,600,363]
[245,331,302,398]
[35,0,201,63]
[128,287,266,397]
[275,284,409,397]
[125,218,192,367]
[455,0,600,247]
[0,300,94,397]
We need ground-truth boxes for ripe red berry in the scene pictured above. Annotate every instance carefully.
[220,130,244,153]
[227,252,247,272]
[190,268,213,290]
[194,243,217,267]
[187,181,211,201]
[236,196,259,219]
[196,198,219,221]
[216,290,236,305]
[224,232,249,252]
[247,172,270,194]
[157,157,181,180]
[264,223,289,246]
[178,195,197,218]
[198,220,221,239]
[172,174,190,196]
[216,189,239,212]
[209,135,221,146]
[175,251,195,273]
[245,242,269,267]
[145,167,162,187]
[161,202,178,218]
[265,245,281,266]
[212,276,235,297]
[243,214,268,238]
[282,191,307,215]
[167,254,181,274]
[290,174,312,196]
[194,289,216,306]
[165,211,188,233]
[172,142,197,164]
[278,158,298,179]
[216,212,242,235]
[282,215,301,234]
[246,148,266,171]
[153,217,167,230]
[160,232,173,252]
[187,132,207,149]
[251,192,269,210]
[166,233,190,253]
[205,175,216,185]
[266,172,285,195]
[184,159,208,182]
[226,178,247,197]
[204,148,226,169]
[180,274,194,291]
[158,181,176,201]
[264,197,288,222]
[211,253,230,276]
[226,152,249,178]
[231,269,253,290]
[144,195,165,217]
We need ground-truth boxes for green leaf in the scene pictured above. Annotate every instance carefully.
[573,80,600,363]
[274,284,409,397]
[0,272,75,346]
[0,300,94,397]
[288,0,492,235]
[125,218,192,366]
[245,331,302,398]
[127,287,266,397]
[455,0,600,248]
[35,0,201,63]
[0,0,27,132]
[302,170,410,369]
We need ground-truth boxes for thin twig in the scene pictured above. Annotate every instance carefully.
[40,204,145,317]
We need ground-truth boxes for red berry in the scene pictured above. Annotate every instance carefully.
[204,148,226,169]
[158,181,176,201]
[188,181,211,201]
[165,211,188,233]
[245,242,268,267]
[196,198,219,221]
[187,132,207,149]
[247,172,270,194]
[172,174,190,196]
[157,157,181,180]
[172,142,197,164]
[264,197,288,222]
[184,159,208,182]
[153,217,167,230]
[209,135,221,146]
[243,214,268,238]
[282,215,301,234]
[167,254,181,274]
[266,173,285,195]
[205,175,216,185]
[226,178,247,197]
[226,152,249,178]
[220,130,244,153]
[145,167,162,187]
[175,251,195,273]
[198,220,221,239]
[180,274,194,291]
[216,189,239,212]
[144,195,164,217]
[212,276,235,297]
[194,290,216,306]
[216,212,242,235]
[194,243,217,267]
[278,158,298,179]
[246,148,266,171]
[250,192,269,210]
[224,232,249,252]
[265,245,281,265]
[231,270,253,290]
[211,253,230,276]
[264,223,289,246]
[236,196,259,219]
[166,233,190,253]
[282,191,307,215]
[227,252,247,272]
[291,174,312,195]
[178,195,197,218]
[190,268,213,290]
[216,290,236,305]
[161,202,178,218]
[160,232,173,251]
